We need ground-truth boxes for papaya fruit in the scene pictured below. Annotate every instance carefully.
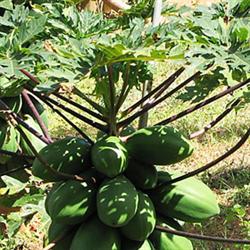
[91,136,128,178]
[125,160,158,190]
[46,179,96,225]
[70,217,121,250]
[121,191,156,241]
[21,94,48,127]
[19,115,47,155]
[32,137,91,182]
[126,126,193,165]
[0,122,20,164]
[150,217,193,250]
[149,171,220,222]
[0,95,22,119]
[97,175,138,227]
[48,221,75,242]
[122,239,155,250]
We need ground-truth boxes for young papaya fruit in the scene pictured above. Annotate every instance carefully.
[125,160,158,190]
[32,137,91,182]
[122,239,155,250]
[91,136,128,178]
[121,191,156,241]
[46,179,96,225]
[150,217,193,250]
[97,175,138,227]
[126,126,193,165]
[149,171,220,222]
[70,217,121,250]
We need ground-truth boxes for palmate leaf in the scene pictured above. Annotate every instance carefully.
[17,14,47,46]
[0,0,13,10]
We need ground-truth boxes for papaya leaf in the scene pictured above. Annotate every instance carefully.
[0,0,13,10]
[0,176,26,195]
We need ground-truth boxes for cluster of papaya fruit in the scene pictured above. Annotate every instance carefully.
[0,94,48,166]
[32,125,220,250]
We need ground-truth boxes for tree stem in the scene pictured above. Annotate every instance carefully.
[118,71,200,129]
[0,149,34,160]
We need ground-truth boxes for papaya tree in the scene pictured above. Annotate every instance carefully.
[0,0,249,249]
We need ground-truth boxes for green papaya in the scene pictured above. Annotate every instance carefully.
[47,222,77,250]
[19,115,47,156]
[149,171,220,222]
[125,160,158,190]
[70,217,121,250]
[21,94,48,127]
[0,95,22,119]
[126,126,193,165]
[150,217,193,250]
[91,136,128,178]
[32,137,91,182]
[0,122,20,164]
[121,191,156,241]
[46,179,96,225]
[122,239,155,250]
[97,175,138,227]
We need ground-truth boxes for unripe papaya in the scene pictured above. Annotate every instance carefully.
[46,179,96,225]
[126,126,193,165]
[91,136,128,178]
[70,217,121,250]
[125,160,158,190]
[32,137,91,182]
[150,217,193,250]
[150,171,220,222]
[48,222,77,250]
[97,175,138,227]
[122,239,155,250]
[19,115,47,156]
[121,191,156,241]
[0,95,22,119]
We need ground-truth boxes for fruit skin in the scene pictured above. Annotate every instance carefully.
[0,95,22,119]
[125,160,158,190]
[91,136,128,178]
[150,217,193,250]
[32,137,91,182]
[46,179,96,225]
[47,221,78,250]
[122,239,155,250]
[149,171,220,222]
[70,217,121,250]
[126,126,193,165]
[97,175,139,227]
[121,191,156,241]
[19,115,47,155]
